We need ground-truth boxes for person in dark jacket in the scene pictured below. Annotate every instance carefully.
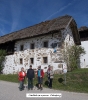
[27,65,35,90]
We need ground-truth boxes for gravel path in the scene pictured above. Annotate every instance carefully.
[0,80,88,100]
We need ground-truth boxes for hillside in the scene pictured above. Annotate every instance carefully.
[0,68,88,93]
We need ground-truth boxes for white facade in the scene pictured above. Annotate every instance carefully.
[3,26,75,74]
[80,41,88,68]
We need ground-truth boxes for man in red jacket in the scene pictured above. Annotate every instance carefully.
[18,67,26,91]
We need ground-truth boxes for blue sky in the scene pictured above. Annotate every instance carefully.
[0,0,88,36]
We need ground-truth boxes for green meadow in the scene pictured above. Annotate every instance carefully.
[0,68,88,93]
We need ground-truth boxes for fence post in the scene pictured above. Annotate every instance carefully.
[64,73,66,85]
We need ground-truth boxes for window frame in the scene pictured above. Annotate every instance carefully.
[19,58,23,65]
[20,44,24,51]
[43,41,48,48]
[43,57,48,64]
[30,58,34,64]
[30,43,35,49]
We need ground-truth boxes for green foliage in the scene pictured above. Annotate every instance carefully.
[69,45,85,70]
[0,50,6,72]
[69,45,85,59]
[62,45,86,71]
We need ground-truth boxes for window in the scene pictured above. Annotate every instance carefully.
[20,45,24,51]
[30,58,34,64]
[43,57,48,64]
[51,43,57,48]
[43,41,48,48]
[30,43,35,49]
[20,58,23,64]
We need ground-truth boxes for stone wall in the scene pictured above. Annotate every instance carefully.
[3,26,75,74]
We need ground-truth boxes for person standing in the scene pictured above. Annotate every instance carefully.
[47,66,54,88]
[47,65,51,86]
[27,65,35,90]
[37,66,44,90]
[18,67,26,91]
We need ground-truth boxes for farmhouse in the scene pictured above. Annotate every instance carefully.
[79,26,88,68]
[0,15,80,74]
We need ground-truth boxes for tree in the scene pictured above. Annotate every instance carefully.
[0,50,6,73]
[62,45,86,71]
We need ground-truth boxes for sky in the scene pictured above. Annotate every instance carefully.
[0,0,88,36]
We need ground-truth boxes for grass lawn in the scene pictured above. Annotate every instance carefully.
[0,68,88,93]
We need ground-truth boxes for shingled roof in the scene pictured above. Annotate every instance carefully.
[79,26,88,41]
[79,26,88,31]
[0,15,80,44]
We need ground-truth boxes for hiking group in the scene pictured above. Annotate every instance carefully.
[18,65,54,91]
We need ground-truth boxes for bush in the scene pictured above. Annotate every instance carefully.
[0,50,6,73]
